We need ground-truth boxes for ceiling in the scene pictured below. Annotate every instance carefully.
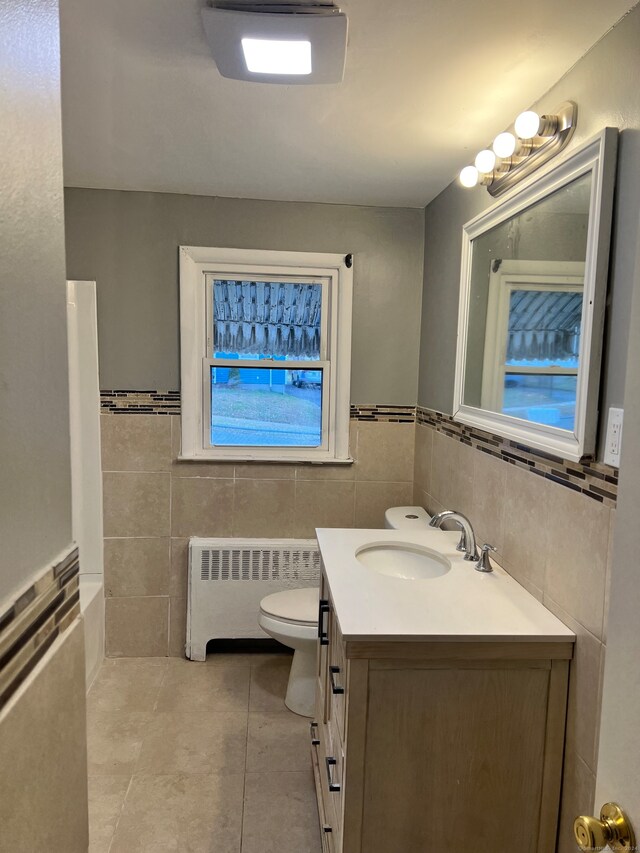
[59,0,635,208]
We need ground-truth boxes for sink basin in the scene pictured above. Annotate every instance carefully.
[355,542,451,580]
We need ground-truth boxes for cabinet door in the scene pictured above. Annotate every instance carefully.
[361,665,550,853]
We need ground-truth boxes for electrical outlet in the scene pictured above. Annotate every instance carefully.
[604,407,624,467]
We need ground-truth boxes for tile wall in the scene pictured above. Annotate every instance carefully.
[101,411,415,658]
[0,617,89,851]
[413,409,614,853]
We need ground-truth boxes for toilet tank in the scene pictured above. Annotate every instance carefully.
[384,506,432,529]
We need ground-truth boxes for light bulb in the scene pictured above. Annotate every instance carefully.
[492,132,517,158]
[459,166,479,188]
[474,149,496,173]
[514,110,541,139]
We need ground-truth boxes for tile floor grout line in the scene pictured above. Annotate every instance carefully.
[152,658,171,712]
[106,773,136,853]
[238,661,254,852]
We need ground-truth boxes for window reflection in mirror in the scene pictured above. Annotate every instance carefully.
[463,171,591,434]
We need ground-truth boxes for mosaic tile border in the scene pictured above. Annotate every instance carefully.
[349,404,416,423]
[417,406,618,507]
[100,391,417,423]
[0,547,80,710]
[101,390,181,415]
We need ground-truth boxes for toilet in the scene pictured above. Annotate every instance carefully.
[258,506,432,717]
[258,587,319,717]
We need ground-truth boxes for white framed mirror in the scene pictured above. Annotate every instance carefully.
[453,128,618,462]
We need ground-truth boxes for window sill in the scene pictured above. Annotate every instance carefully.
[178,454,354,465]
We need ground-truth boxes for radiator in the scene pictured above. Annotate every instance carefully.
[186,537,321,661]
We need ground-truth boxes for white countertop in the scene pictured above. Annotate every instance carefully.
[316,527,575,644]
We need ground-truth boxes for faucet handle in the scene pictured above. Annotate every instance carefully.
[475,543,496,573]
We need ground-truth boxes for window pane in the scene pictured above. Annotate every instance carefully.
[210,366,323,447]
[213,280,322,359]
[503,374,577,431]
[506,289,582,367]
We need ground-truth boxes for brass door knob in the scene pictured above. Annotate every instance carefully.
[574,803,636,852]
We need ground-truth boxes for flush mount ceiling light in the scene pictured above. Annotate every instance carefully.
[459,102,577,196]
[201,3,348,84]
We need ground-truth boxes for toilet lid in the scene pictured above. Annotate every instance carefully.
[260,587,319,625]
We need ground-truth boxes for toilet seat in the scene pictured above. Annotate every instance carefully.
[259,587,318,626]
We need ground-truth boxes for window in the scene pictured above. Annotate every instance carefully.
[179,247,353,462]
[481,260,585,432]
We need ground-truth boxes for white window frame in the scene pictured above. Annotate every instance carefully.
[481,260,585,411]
[179,246,353,463]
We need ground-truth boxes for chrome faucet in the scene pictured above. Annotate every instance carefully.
[429,510,480,562]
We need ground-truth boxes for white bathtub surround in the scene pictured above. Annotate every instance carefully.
[67,281,105,688]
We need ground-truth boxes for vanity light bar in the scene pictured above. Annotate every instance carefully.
[459,102,577,197]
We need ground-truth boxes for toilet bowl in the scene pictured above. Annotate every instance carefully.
[258,587,319,717]
[257,507,432,717]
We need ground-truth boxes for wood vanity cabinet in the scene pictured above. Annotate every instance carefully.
[311,570,572,853]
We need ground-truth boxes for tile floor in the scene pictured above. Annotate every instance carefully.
[86,653,322,853]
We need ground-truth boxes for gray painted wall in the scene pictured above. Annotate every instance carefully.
[64,190,425,405]
[418,3,640,459]
[0,0,72,604]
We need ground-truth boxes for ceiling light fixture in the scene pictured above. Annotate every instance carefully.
[241,38,312,75]
[458,101,577,197]
[201,3,348,85]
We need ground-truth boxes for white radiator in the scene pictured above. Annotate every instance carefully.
[186,537,321,660]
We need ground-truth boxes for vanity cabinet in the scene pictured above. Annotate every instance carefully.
[311,569,572,853]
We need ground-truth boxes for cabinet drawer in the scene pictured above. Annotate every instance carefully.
[311,717,344,849]
[311,725,336,853]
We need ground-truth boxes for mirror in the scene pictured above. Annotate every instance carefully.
[453,130,618,461]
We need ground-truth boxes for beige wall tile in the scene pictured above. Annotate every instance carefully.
[556,749,596,853]
[355,481,414,528]
[501,465,550,590]
[103,472,170,538]
[104,538,170,597]
[544,484,610,639]
[430,431,455,506]
[170,417,235,478]
[233,479,296,538]
[235,462,296,479]
[170,538,189,598]
[499,557,544,602]
[170,477,234,538]
[447,439,475,519]
[0,620,89,853]
[169,598,187,659]
[471,450,506,551]
[106,597,169,657]
[603,509,616,643]
[294,480,355,537]
[354,421,414,482]
[413,424,433,492]
[543,596,603,772]
[101,414,171,472]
